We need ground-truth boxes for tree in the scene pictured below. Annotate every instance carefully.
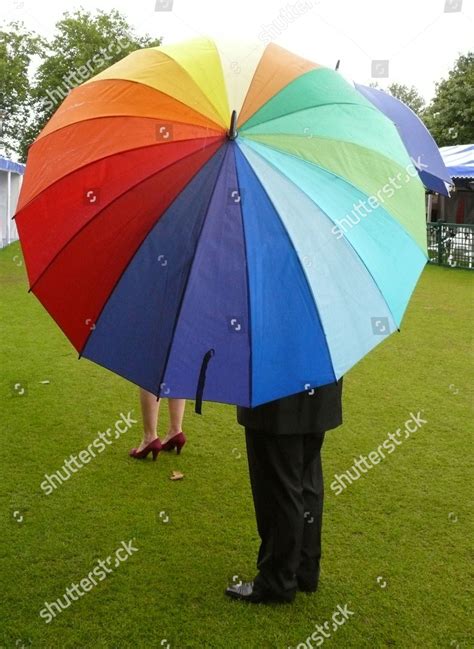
[423,52,474,146]
[0,23,45,159]
[386,83,425,117]
[368,81,426,116]
[1,9,162,161]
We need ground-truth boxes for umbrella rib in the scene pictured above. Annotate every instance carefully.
[153,146,230,398]
[224,41,268,128]
[78,142,228,362]
[243,130,411,176]
[35,80,224,144]
[147,46,228,129]
[237,57,320,129]
[240,135,427,257]
[88,46,227,129]
[235,143,337,385]
[237,140,409,331]
[239,100,382,132]
[17,132,222,216]
[28,138,224,296]
[233,146,253,407]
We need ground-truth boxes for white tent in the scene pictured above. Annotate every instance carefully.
[0,156,25,248]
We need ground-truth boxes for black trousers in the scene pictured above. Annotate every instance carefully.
[245,428,325,598]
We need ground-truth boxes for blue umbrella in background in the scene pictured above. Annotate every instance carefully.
[355,84,453,196]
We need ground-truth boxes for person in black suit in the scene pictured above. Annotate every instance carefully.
[225,379,343,604]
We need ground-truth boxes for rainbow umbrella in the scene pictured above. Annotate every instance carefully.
[15,38,428,411]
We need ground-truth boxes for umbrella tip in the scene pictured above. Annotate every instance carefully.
[335,59,340,71]
[227,110,238,140]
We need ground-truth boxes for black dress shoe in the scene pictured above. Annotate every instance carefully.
[225,581,294,604]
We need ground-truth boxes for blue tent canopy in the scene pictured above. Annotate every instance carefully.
[0,156,25,175]
[440,145,474,179]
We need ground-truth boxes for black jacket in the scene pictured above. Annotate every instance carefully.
[236,378,343,435]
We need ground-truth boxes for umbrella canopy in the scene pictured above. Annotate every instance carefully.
[16,38,428,409]
[354,83,453,195]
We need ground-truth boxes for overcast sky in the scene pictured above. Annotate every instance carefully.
[2,0,473,102]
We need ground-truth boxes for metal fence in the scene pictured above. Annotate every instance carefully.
[427,222,474,269]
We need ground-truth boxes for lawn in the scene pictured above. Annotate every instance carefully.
[1,241,473,649]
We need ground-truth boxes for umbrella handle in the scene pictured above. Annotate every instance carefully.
[228,110,238,140]
[195,349,215,414]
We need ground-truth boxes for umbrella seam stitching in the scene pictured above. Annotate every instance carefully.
[238,140,418,333]
[236,140,338,386]
[27,138,224,297]
[154,143,231,398]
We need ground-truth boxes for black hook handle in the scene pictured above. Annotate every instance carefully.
[227,110,238,140]
[195,349,215,414]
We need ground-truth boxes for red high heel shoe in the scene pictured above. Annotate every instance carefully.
[129,438,162,461]
[161,432,186,455]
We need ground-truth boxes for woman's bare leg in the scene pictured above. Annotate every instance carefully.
[161,399,186,445]
[137,388,160,451]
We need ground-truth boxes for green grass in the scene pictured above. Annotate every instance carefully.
[1,241,473,648]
